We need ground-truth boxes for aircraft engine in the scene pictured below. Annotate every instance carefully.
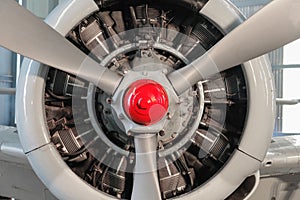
[16,0,275,199]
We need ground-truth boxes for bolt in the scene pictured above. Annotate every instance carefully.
[159,130,165,136]
[118,113,125,120]
[191,90,198,96]
[162,69,168,74]
[142,71,148,76]
[106,98,112,104]
[177,97,184,104]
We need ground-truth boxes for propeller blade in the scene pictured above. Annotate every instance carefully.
[0,0,121,95]
[168,0,300,94]
[131,134,161,200]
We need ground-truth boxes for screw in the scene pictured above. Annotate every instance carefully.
[191,90,197,96]
[162,69,168,74]
[106,98,112,104]
[142,71,148,76]
[159,130,165,136]
[118,113,125,120]
[177,97,184,104]
[171,133,177,138]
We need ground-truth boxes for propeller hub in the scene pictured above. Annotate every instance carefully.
[123,80,169,126]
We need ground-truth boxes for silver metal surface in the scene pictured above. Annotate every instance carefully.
[249,172,300,200]
[86,49,204,159]
[86,83,130,157]
[177,149,260,200]
[0,126,27,165]
[261,135,300,176]
[131,134,161,200]
[16,1,123,199]
[168,0,300,95]
[17,0,99,153]
[17,60,51,152]
[11,0,277,199]
[169,0,276,161]
[276,98,300,105]
[0,0,122,95]
[27,143,115,200]
[181,0,275,162]
[248,135,300,200]
[201,0,245,34]
[233,0,285,135]
[238,56,275,161]
[0,126,57,200]
[0,160,57,200]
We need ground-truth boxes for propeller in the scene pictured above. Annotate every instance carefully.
[131,134,161,200]
[0,0,122,95]
[1,0,300,199]
[1,0,299,95]
[168,0,300,94]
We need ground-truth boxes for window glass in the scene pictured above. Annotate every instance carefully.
[282,69,300,134]
[284,39,300,65]
[281,39,300,134]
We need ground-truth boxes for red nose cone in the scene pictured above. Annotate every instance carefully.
[123,80,169,126]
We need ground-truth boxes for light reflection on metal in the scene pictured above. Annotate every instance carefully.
[276,98,300,105]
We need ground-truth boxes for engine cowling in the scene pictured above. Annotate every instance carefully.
[16,0,275,199]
